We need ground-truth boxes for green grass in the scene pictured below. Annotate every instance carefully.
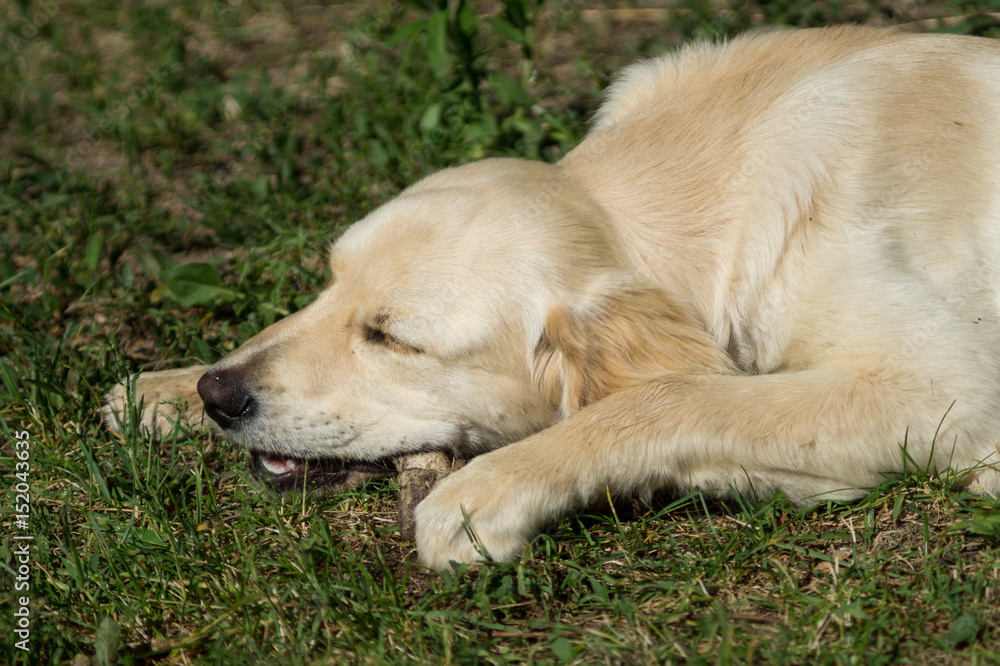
[2,0,1000,663]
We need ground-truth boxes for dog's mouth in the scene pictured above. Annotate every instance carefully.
[250,452,396,492]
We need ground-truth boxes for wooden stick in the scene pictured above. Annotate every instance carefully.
[395,452,465,542]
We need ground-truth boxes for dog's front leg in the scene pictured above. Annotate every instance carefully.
[415,365,985,571]
[102,365,212,440]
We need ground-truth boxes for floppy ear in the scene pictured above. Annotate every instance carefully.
[533,277,733,417]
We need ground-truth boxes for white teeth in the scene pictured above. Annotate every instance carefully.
[261,457,300,475]
[262,458,285,474]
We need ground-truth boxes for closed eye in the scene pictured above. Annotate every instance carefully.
[363,324,423,354]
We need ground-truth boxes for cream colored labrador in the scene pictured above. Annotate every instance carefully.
[104,25,1000,571]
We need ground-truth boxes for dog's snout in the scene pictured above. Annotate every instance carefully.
[197,367,255,430]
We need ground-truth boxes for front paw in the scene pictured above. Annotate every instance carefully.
[413,455,560,571]
[102,366,210,440]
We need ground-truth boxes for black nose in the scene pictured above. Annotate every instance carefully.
[197,366,255,430]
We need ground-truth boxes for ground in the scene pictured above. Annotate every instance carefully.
[1,0,999,663]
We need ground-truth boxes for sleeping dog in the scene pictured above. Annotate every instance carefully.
[105,25,1000,571]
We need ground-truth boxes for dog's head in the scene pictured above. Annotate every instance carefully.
[197,158,728,492]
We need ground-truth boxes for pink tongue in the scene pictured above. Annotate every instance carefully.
[262,456,301,476]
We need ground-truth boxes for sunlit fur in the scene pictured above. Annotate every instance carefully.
[105,26,1000,571]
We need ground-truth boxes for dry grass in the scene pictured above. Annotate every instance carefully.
[2,0,999,663]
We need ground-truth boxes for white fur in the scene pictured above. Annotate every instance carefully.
[104,26,1000,572]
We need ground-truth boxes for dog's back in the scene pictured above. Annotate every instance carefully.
[561,25,1000,374]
